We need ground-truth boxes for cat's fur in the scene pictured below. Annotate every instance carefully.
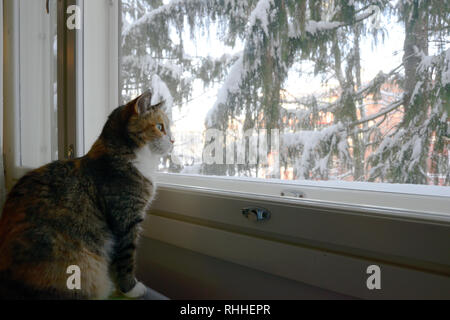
[0,90,173,299]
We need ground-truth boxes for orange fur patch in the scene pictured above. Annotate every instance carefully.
[87,139,108,159]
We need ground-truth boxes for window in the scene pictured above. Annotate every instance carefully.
[18,0,58,168]
[3,0,58,188]
[115,0,450,216]
[118,0,449,192]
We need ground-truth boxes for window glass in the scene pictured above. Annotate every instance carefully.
[18,0,58,167]
[119,0,449,187]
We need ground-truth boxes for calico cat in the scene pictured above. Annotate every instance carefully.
[0,90,173,299]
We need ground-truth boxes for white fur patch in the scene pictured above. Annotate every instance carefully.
[132,146,161,182]
[124,281,147,298]
[131,146,160,216]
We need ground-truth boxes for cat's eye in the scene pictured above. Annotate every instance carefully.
[156,124,164,132]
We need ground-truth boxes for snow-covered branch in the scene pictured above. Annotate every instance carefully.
[206,53,244,127]
[121,55,183,79]
[288,6,378,38]
[122,0,208,38]
[352,98,404,126]
[206,0,275,127]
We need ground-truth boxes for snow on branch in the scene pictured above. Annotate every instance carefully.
[206,0,275,127]
[122,0,207,39]
[417,47,450,87]
[151,74,174,116]
[281,64,403,124]
[352,98,404,126]
[247,0,273,36]
[443,48,450,86]
[121,55,183,79]
[206,53,244,127]
[304,21,343,36]
[281,123,350,178]
[288,6,378,38]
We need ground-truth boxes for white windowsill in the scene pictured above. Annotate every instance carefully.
[154,172,450,221]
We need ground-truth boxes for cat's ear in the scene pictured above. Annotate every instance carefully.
[132,90,165,115]
[134,90,153,115]
[150,100,165,110]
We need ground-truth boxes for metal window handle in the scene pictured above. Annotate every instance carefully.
[241,207,271,222]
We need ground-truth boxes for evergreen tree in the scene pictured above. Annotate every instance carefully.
[121,0,449,185]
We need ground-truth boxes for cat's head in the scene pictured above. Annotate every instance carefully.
[126,90,174,156]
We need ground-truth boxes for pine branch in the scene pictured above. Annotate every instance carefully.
[289,7,379,39]
[122,0,208,38]
[352,98,404,126]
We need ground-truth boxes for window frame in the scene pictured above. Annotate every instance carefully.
[57,0,85,160]
[3,0,82,189]
[113,0,449,215]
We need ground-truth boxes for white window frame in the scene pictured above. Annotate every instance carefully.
[3,0,27,189]
[3,0,81,189]
[3,0,450,299]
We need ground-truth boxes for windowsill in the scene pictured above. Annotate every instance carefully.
[154,173,450,221]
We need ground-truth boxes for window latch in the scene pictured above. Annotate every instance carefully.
[46,0,50,14]
[241,207,271,222]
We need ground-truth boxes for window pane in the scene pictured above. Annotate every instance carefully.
[119,1,449,187]
[18,0,58,167]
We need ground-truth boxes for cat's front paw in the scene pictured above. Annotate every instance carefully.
[123,281,147,298]
[138,286,169,300]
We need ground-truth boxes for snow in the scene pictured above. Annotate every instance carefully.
[122,0,207,38]
[288,6,381,39]
[281,123,345,178]
[122,55,182,79]
[442,48,450,86]
[206,53,244,127]
[288,20,343,38]
[417,53,435,71]
[207,0,276,127]
[151,75,174,117]
[417,48,450,86]
[181,163,202,174]
[411,136,422,160]
[304,20,343,36]
[282,123,344,148]
[409,81,423,104]
[248,0,273,35]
